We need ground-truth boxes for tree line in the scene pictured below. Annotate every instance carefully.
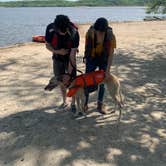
[0,0,165,13]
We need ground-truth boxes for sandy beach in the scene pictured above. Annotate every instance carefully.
[0,21,166,166]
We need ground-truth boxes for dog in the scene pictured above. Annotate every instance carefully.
[68,72,123,122]
[45,72,123,122]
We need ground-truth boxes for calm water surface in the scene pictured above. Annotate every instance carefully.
[0,6,163,47]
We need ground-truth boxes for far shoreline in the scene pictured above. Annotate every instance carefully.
[0,20,143,49]
[0,6,146,8]
[0,20,166,49]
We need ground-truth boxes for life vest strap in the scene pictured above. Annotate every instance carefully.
[81,76,87,87]
[92,74,97,86]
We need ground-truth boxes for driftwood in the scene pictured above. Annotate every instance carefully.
[144,16,166,21]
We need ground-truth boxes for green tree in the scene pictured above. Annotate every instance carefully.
[147,0,166,13]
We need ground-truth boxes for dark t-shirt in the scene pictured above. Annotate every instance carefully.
[45,23,79,61]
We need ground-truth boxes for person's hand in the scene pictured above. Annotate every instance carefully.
[62,74,71,87]
[57,49,69,55]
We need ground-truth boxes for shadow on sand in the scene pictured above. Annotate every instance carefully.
[0,44,166,166]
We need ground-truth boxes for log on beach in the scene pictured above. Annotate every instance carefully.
[144,16,166,21]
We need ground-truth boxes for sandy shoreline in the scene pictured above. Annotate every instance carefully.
[0,21,166,166]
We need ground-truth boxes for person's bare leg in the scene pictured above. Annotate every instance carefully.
[60,84,67,105]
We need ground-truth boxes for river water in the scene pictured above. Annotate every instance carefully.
[0,6,164,47]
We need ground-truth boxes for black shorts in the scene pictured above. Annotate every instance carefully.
[53,55,77,81]
[53,58,68,81]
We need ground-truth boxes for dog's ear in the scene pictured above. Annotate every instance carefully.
[44,77,59,91]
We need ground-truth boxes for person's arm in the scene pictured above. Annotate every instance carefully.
[67,48,77,75]
[106,34,116,74]
[45,24,69,55]
[46,42,56,54]
[106,47,114,73]
[63,31,79,86]
[83,30,91,63]
[67,31,80,75]
[45,42,69,55]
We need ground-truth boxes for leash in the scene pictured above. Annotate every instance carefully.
[69,55,83,74]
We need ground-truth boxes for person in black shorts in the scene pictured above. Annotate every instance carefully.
[45,15,80,112]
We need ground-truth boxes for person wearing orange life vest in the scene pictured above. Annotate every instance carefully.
[84,17,116,114]
[45,15,80,113]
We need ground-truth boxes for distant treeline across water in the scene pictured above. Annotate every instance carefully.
[0,0,147,7]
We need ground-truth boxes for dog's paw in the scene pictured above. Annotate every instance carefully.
[73,112,86,120]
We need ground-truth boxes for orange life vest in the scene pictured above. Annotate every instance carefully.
[51,22,78,49]
[67,70,105,97]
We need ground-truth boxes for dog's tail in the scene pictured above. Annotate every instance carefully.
[115,90,124,123]
[119,90,124,107]
[114,89,124,108]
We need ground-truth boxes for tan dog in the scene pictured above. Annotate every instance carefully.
[69,73,123,122]
[45,73,123,122]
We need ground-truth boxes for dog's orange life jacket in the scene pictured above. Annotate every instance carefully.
[67,70,105,97]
